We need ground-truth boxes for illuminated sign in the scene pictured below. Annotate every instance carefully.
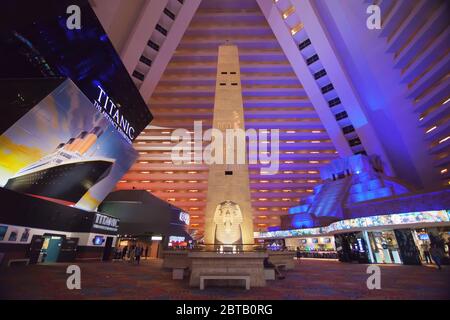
[94,86,135,143]
[179,211,190,225]
[152,235,163,241]
[93,213,119,232]
[255,210,450,239]
[92,236,105,246]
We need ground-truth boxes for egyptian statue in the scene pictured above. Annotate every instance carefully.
[213,200,243,245]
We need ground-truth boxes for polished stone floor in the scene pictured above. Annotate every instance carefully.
[0,258,448,300]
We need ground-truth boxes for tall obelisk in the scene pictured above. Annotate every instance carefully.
[204,44,254,249]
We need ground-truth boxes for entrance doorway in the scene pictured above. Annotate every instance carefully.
[102,237,113,261]
[367,230,402,264]
[41,235,63,263]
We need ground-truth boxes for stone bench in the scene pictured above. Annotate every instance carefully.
[275,263,287,270]
[8,259,30,267]
[199,274,250,290]
[172,267,189,280]
[264,268,275,280]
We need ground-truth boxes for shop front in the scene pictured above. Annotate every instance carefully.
[254,210,450,265]
[0,188,119,266]
[99,190,192,260]
[285,236,337,259]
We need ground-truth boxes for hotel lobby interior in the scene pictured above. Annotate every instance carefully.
[0,0,449,305]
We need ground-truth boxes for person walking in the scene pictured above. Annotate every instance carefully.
[296,246,301,261]
[430,243,445,270]
[122,246,128,260]
[129,246,135,264]
[421,241,432,264]
[135,246,142,265]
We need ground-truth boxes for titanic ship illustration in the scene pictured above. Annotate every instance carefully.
[4,127,115,205]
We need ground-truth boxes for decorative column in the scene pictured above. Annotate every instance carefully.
[203,44,254,249]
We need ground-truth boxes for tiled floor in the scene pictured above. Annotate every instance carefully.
[0,259,449,300]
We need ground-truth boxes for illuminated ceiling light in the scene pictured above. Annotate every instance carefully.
[189,198,198,201]
[286,130,296,133]
[283,171,293,174]
[188,171,197,174]
[309,160,319,164]
[161,131,171,134]
[258,215,267,219]
[285,161,294,164]
[166,189,175,193]
[191,215,199,218]
[260,180,269,183]
[312,130,321,133]
[257,224,267,227]
[139,152,147,155]
[167,198,176,201]
[310,151,319,154]
[282,6,295,19]
[426,126,437,133]
[259,207,268,211]
[188,189,199,193]
[440,169,448,174]
[119,180,127,183]
[306,189,314,192]
[258,198,268,201]
[443,97,450,105]
[308,170,318,174]
[311,140,320,143]
[419,116,424,121]
[290,23,304,35]
[188,180,198,183]
[139,161,149,164]
[164,161,172,164]
[307,180,317,183]
[162,141,171,144]
[285,151,294,154]
[164,171,173,174]
[261,141,269,144]
[140,171,149,174]
[282,198,290,201]
[259,189,269,192]
[141,180,150,183]
[137,141,146,144]
[283,180,293,183]
[439,136,450,144]
[286,141,295,144]
[190,207,199,210]
[165,180,174,183]
[191,224,199,227]
[146,189,152,192]
[282,189,292,192]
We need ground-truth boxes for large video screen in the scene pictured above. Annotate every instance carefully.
[0,79,137,210]
[0,0,152,140]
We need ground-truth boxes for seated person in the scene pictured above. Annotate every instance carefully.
[263,257,285,280]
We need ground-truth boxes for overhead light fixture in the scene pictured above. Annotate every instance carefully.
[439,136,450,144]
[291,23,304,36]
[443,97,450,105]
[282,6,295,19]
[426,126,437,133]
